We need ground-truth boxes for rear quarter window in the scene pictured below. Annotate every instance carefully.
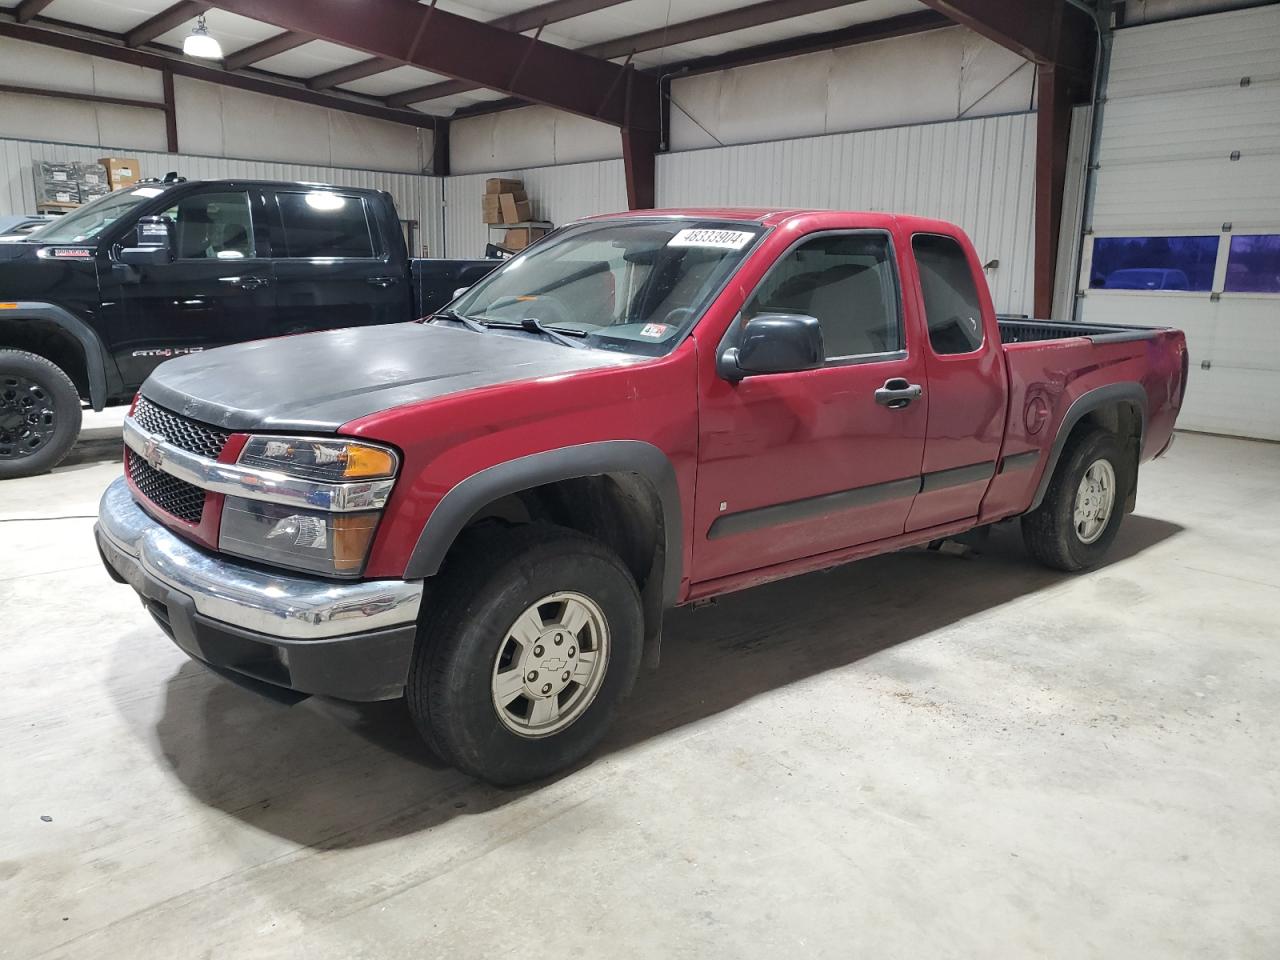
[277,191,378,259]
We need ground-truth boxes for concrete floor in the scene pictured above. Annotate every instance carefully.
[1,432,1277,959]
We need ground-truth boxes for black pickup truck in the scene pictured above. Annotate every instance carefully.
[0,178,497,478]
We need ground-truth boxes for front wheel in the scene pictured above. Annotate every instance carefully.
[407,524,643,785]
[0,350,82,480]
[1021,427,1128,572]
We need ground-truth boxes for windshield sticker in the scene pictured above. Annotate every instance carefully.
[640,323,670,339]
[668,228,755,250]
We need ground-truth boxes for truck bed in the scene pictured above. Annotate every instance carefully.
[997,317,1169,345]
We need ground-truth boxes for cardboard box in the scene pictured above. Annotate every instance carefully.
[481,194,503,225]
[499,193,532,224]
[485,177,524,195]
[99,156,141,190]
[502,226,548,251]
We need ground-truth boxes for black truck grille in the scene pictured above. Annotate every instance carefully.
[127,449,207,524]
[132,396,231,459]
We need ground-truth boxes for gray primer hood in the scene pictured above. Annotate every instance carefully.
[140,322,643,432]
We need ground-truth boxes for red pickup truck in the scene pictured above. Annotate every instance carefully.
[96,209,1187,784]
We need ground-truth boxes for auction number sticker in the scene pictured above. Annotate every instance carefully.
[640,323,670,339]
[668,228,755,250]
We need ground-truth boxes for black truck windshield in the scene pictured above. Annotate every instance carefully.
[450,219,765,356]
[27,186,166,244]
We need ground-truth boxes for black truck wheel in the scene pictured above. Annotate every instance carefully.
[407,523,643,786]
[1021,427,1128,572]
[0,350,82,480]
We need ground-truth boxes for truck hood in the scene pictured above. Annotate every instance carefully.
[140,322,645,432]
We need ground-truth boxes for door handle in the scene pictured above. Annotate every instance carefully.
[874,377,923,409]
[366,276,399,287]
[222,276,271,290]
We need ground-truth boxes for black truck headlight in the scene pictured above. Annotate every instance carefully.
[218,436,398,578]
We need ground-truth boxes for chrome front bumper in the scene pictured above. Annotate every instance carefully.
[95,476,423,700]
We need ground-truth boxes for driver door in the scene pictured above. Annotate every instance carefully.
[107,187,274,387]
[693,230,928,583]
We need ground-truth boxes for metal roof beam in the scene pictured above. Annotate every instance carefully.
[389,0,871,107]
[222,30,312,71]
[14,0,56,24]
[202,0,659,130]
[308,0,631,92]
[916,0,1096,78]
[125,1,208,48]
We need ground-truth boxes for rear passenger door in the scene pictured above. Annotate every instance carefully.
[268,188,406,335]
[903,232,1007,532]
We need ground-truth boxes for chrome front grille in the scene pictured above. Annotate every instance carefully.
[127,449,206,524]
[132,396,231,460]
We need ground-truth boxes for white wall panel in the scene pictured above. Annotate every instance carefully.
[656,112,1037,315]
[450,105,621,175]
[0,39,429,174]
[670,27,1034,151]
[440,157,627,258]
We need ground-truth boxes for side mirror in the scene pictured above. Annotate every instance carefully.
[119,246,173,266]
[719,313,824,382]
[120,215,173,266]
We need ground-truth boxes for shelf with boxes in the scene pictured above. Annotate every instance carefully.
[32,156,141,214]
[480,177,551,251]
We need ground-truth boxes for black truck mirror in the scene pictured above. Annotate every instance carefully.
[719,313,825,382]
[120,216,174,266]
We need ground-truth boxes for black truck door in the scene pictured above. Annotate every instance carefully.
[106,187,275,388]
[267,188,408,333]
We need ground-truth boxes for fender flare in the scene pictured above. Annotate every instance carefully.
[1029,381,1147,511]
[403,440,684,607]
[1,302,110,410]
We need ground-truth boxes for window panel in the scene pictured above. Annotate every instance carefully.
[163,191,256,260]
[1224,235,1280,294]
[1089,236,1217,292]
[745,233,901,360]
[277,192,376,259]
[913,233,984,355]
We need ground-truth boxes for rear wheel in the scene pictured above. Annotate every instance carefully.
[0,350,81,480]
[1021,427,1127,572]
[407,523,643,785]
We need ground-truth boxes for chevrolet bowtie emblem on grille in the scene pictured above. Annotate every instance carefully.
[143,436,164,471]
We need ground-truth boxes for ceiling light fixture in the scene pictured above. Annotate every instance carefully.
[183,15,223,60]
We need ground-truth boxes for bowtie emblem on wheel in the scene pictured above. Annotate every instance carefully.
[144,436,164,471]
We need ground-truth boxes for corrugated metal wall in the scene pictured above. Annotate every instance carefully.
[439,157,627,259]
[1081,4,1280,440]
[655,112,1038,315]
[0,136,434,253]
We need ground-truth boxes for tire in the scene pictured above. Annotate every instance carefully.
[407,523,643,786]
[0,349,82,480]
[1021,427,1128,572]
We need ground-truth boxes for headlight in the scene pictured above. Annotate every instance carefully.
[219,498,380,577]
[218,435,399,578]
[237,436,398,482]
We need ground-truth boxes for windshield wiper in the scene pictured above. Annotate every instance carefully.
[427,309,488,334]
[481,317,587,349]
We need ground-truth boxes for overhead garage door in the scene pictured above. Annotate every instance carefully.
[1079,4,1280,440]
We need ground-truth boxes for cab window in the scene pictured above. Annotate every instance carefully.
[913,233,984,354]
[159,191,256,260]
[745,232,901,360]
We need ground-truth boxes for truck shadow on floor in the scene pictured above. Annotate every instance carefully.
[150,514,1183,849]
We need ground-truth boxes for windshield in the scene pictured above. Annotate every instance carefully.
[450,218,766,356]
[27,186,166,244]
